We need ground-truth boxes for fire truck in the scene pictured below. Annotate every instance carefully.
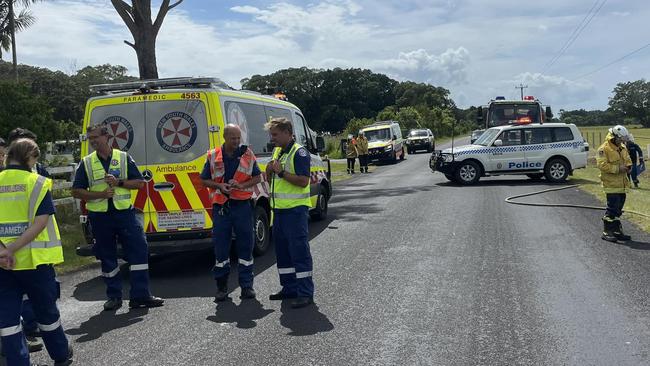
[477,95,554,129]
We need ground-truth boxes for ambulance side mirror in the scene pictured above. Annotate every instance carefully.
[316,136,326,153]
[493,139,503,147]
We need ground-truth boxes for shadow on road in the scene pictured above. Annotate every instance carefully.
[206,298,275,329]
[71,214,337,303]
[65,308,149,343]
[279,301,334,336]
[616,240,650,250]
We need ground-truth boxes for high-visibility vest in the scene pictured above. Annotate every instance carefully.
[208,146,255,204]
[82,150,132,212]
[271,143,311,209]
[0,169,63,270]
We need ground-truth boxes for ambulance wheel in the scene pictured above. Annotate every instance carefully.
[455,161,481,185]
[390,151,397,164]
[253,206,270,256]
[526,173,544,180]
[400,149,405,160]
[544,158,569,183]
[310,185,328,221]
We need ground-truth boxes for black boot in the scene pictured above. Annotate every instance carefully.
[601,217,618,242]
[214,277,228,302]
[613,220,632,241]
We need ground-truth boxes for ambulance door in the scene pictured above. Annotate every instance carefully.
[142,93,213,235]
[85,97,148,227]
[487,128,525,172]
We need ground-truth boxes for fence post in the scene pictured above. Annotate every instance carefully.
[598,132,602,145]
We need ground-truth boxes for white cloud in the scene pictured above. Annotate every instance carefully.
[510,72,597,107]
[373,47,470,85]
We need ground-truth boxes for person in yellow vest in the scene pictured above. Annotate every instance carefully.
[356,131,369,173]
[345,135,358,174]
[201,124,261,302]
[71,124,164,311]
[596,125,633,242]
[265,117,315,309]
[0,138,73,366]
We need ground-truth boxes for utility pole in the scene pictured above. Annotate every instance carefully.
[515,83,528,100]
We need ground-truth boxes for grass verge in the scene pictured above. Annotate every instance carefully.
[53,203,95,273]
[572,165,650,232]
[329,161,377,183]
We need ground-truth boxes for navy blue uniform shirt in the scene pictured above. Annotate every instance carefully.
[72,151,143,212]
[3,165,55,216]
[200,145,261,182]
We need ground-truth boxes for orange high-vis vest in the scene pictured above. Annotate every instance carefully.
[208,146,256,204]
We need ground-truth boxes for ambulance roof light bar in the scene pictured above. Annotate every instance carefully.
[523,95,536,101]
[90,77,232,94]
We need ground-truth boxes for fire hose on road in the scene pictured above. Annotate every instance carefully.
[504,184,650,219]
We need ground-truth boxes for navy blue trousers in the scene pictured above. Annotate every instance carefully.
[605,193,626,218]
[0,265,69,366]
[89,209,151,300]
[273,206,314,297]
[212,201,254,289]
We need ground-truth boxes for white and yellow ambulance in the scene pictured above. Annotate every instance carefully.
[76,77,331,257]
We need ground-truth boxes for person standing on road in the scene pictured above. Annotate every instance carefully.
[265,117,315,309]
[201,124,261,302]
[597,125,633,242]
[625,134,644,188]
[345,134,358,174]
[356,131,369,173]
[71,124,164,312]
[0,138,73,366]
[7,128,52,353]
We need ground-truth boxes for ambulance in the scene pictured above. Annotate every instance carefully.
[360,121,406,164]
[76,77,332,257]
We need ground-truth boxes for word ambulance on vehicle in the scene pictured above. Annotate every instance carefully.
[430,119,589,185]
[76,77,332,257]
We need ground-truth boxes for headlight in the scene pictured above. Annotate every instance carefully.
[384,145,393,151]
[442,154,454,162]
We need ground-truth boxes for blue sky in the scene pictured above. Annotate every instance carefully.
[14,0,650,112]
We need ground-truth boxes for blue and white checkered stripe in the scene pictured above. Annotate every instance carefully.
[455,141,582,156]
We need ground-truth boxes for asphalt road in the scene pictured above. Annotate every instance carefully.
[31,137,650,366]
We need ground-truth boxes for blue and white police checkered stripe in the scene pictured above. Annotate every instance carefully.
[455,142,581,156]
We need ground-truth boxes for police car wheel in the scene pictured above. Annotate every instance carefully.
[253,206,270,256]
[455,161,481,185]
[544,159,569,183]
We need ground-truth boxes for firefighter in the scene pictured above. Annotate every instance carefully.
[345,134,358,174]
[356,131,369,173]
[71,124,164,311]
[596,125,633,242]
[0,138,73,366]
[0,137,6,168]
[265,117,315,309]
[201,124,261,302]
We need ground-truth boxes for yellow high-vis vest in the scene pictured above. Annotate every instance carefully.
[82,150,132,212]
[271,143,311,209]
[0,169,63,270]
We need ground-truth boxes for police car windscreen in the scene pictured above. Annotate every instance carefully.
[473,128,500,146]
[488,104,540,127]
[365,128,391,142]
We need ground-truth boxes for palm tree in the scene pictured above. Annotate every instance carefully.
[0,0,39,80]
[0,3,35,61]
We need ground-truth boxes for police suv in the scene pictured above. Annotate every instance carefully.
[430,123,588,185]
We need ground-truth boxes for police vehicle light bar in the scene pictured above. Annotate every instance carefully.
[90,77,232,94]
[495,96,506,100]
[523,95,535,100]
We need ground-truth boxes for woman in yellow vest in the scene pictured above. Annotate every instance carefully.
[0,138,73,366]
